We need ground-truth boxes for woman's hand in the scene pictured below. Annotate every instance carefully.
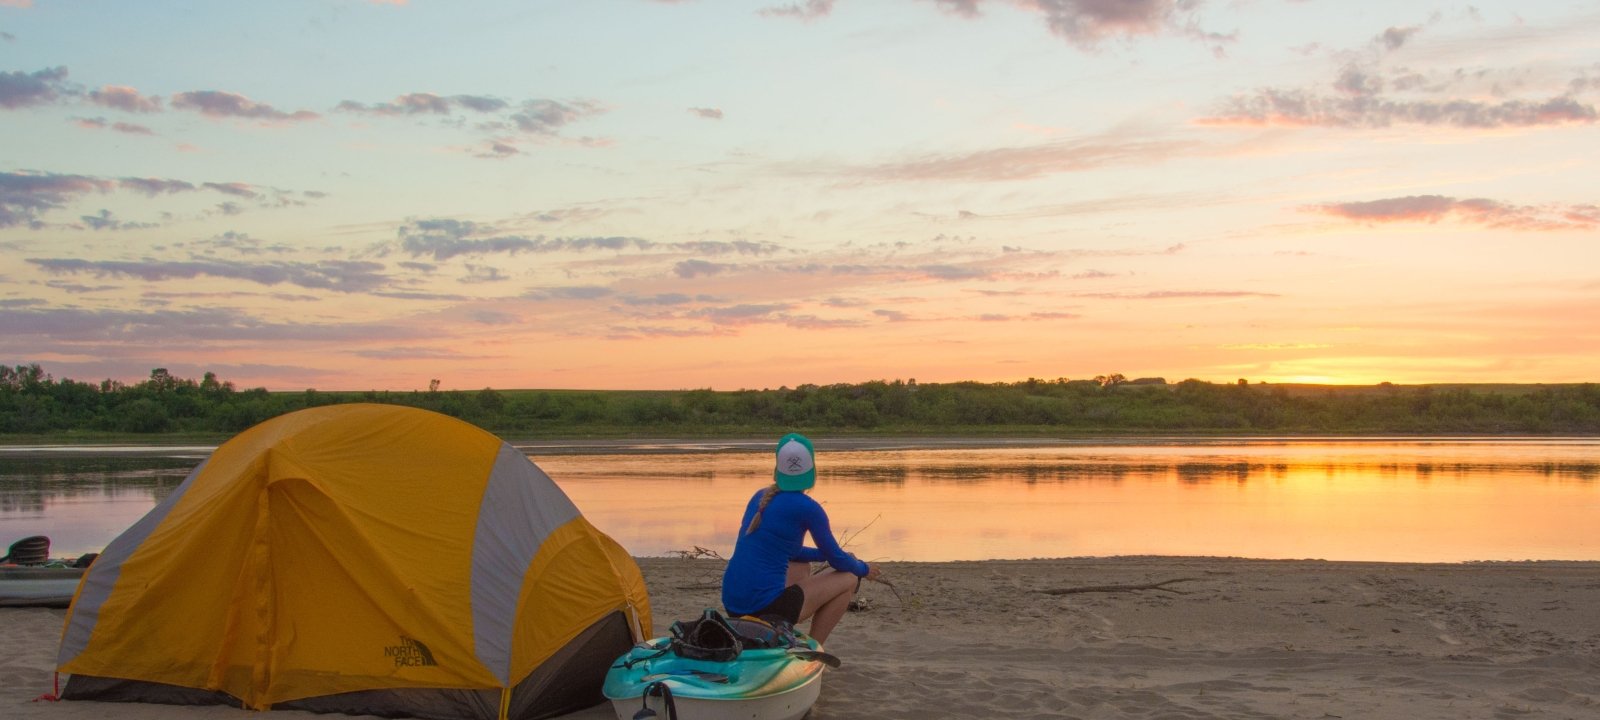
[864,563,882,582]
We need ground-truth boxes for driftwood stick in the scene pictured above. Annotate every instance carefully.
[836,514,882,551]
[667,546,728,592]
[868,575,906,605]
[1037,577,1202,596]
[667,545,726,561]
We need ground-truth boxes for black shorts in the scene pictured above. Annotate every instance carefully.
[734,584,805,626]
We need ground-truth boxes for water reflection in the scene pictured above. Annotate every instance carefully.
[824,459,1599,486]
[548,441,1600,563]
[3,439,1598,562]
[0,457,191,507]
[0,456,194,557]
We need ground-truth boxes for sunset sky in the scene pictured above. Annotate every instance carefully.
[3,0,1597,391]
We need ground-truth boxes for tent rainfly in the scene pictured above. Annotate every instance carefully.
[56,404,651,720]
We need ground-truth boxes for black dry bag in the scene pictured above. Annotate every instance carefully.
[668,609,742,662]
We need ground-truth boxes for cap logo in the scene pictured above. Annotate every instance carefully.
[776,439,813,477]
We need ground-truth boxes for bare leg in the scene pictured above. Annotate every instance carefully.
[794,569,858,644]
[786,561,811,587]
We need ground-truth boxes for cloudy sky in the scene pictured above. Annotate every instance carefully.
[2,1,1597,391]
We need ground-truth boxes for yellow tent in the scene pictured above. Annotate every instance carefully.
[57,404,651,720]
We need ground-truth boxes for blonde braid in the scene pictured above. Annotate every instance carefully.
[743,484,781,535]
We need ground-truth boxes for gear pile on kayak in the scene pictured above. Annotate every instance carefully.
[0,535,96,609]
[604,610,840,720]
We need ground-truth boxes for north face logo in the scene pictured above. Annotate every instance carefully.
[384,636,438,667]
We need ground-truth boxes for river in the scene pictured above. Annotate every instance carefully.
[2,437,1596,562]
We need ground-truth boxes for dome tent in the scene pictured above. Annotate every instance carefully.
[56,404,650,720]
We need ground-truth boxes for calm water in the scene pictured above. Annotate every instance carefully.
[2,438,1597,563]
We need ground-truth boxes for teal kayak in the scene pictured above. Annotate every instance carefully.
[604,615,831,720]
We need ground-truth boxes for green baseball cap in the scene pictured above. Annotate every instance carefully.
[774,433,816,491]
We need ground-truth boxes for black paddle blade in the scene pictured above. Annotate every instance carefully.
[790,649,842,668]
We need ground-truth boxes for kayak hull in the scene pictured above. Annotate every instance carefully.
[0,566,85,608]
[607,673,820,720]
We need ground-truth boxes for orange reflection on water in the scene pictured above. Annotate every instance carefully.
[543,441,1600,563]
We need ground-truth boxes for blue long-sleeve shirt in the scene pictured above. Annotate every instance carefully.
[721,489,870,615]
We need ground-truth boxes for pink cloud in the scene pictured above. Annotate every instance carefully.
[1035,0,1182,45]
[1198,91,1596,129]
[604,325,729,340]
[1378,25,1422,52]
[760,0,834,21]
[89,85,163,113]
[971,311,1082,321]
[338,92,599,159]
[509,99,604,135]
[0,171,115,228]
[926,0,1231,51]
[675,259,734,278]
[688,303,794,325]
[338,93,508,116]
[118,177,197,196]
[1079,290,1279,300]
[170,90,320,123]
[29,257,392,293]
[474,140,520,159]
[928,0,981,18]
[1309,195,1600,231]
[1199,45,1599,130]
[201,182,260,199]
[75,117,155,135]
[0,66,68,109]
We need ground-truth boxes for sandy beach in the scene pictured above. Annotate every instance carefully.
[5,556,1598,719]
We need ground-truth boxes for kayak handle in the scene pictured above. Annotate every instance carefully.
[788,649,841,668]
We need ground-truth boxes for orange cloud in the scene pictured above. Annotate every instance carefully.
[844,136,1197,182]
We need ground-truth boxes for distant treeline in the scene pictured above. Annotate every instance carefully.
[2,364,1599,436]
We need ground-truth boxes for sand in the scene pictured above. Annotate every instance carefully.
[5,556,1598,719]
